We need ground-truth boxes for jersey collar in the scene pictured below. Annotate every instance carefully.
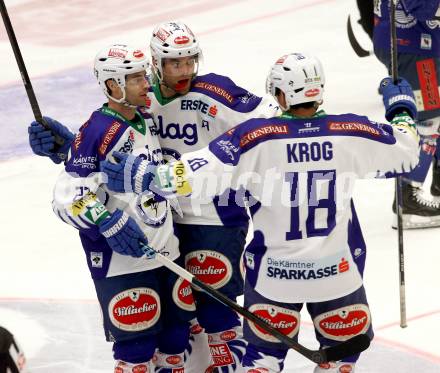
[152,82,186,105]
[280,109,327,120]
[100,105,146,135]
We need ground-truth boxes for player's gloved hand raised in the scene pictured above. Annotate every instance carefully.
[379,77,417,121]
[402,0,440,21]
[98,209,148,258]
[28,117,75,164]
[100,151,156,195]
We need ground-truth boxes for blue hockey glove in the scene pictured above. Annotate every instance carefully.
[98,209,148,258]
[402,0,440,21]
[100,151,156,194]
[28,117,75,164]
[379,77,418,121]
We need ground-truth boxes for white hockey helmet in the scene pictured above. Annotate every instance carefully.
[266,53,325,111]
[94,44,150,106]
[150,21,202,80]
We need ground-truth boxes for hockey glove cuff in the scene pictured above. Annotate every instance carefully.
[98,209,148,258]
[153,161,192,197]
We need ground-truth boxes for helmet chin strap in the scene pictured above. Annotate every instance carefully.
[152,67,176,94]
[106,86,137,108]
[314,99,323,109]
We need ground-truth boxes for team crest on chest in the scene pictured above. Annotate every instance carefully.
[135,192,168,227]
[395,2,417,29]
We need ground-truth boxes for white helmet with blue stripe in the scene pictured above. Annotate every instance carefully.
[150,21,202,81]
[266,53,325,111]
[94,44,150,106]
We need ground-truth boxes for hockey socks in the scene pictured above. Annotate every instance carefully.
[314,362,356,373]
[153,351,185,372]
[207,326,247,373]
[184,319,212,373]
[114,360,153,373]
[242,343,286,373]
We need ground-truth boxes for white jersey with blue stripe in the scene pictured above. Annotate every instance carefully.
[179,111,419,302]
[148,73,279,226]
[52,106,179,278]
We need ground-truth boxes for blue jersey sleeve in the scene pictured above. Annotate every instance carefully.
[53,110,125,240]
[192,73,263,113]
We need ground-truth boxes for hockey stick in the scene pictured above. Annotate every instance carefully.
[141,245,370,364]
[346,15,373,58]
[390,0,407,329]
[0,0,66,157]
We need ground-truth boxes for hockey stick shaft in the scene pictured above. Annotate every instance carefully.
[390,0,407,328]
[142,245,370,364]
[346,15,373,58]
[0,0,64,147]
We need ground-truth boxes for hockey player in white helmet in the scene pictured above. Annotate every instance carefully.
[150,22,202,95]
[28,21,279,372]
[51,43,196,373]
[374,0,440,228]
[101,52,420,372]
[127,21,279,373]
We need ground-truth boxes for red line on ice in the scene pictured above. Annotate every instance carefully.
[0,296,97,304]
[0,0,336,88]
[374,336,440,365]
[2,298,439,364]
[0,0,247,46]
[375,309,440,331]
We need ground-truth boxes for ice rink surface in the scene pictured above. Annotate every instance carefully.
[0,0,439,371]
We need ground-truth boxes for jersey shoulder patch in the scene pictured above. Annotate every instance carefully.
[235,117,293,150]
[89,110,126,156]
[67,109,127,174]
[191,73,262,113]
[324,113,395,143]
[209,117,286,165]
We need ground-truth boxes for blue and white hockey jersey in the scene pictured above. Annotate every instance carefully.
[53,105,179,279]
[178,111,419,302]
[148,73,278,226]
[374,0,440,56]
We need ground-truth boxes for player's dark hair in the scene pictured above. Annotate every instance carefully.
[275,88,317,111]
[290,101,316,110]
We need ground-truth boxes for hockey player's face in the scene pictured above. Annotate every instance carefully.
[125,71,150,106]
[162,56,198,94]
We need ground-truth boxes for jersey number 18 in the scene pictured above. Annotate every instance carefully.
[285,170,337,240]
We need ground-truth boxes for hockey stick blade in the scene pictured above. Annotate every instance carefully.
[142,244,371,363]
[347,15,373,58]
[323,334,370,362]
